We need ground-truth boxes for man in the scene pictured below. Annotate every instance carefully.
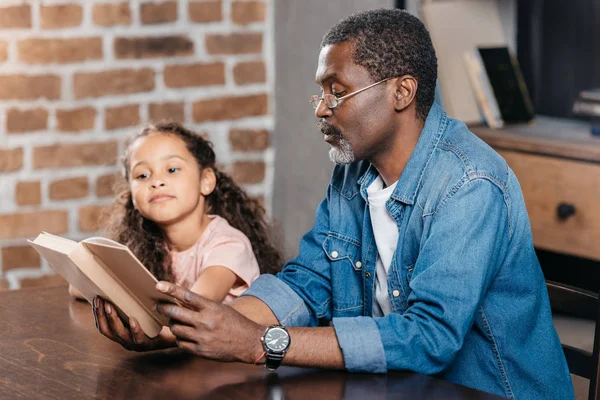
[95,9,573,399]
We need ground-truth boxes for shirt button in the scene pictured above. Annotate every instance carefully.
[365,272,371,278]
[355,261,362,269]
[392,290,400,297]
[331,251,339,258]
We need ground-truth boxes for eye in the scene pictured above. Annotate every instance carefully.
[332,91,345,98]
[135,173,149,180]
[168,167,180,174]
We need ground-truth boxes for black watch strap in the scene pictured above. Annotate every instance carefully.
[265,351,285,371]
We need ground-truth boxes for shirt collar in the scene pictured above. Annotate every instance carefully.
[358,102,448,205]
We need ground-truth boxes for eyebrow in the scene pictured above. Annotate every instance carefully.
[131,155,186,170]
[315,72,339,85]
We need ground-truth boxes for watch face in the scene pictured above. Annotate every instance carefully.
[264,327,290,352]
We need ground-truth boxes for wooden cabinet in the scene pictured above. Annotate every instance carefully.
[471,117,600,262]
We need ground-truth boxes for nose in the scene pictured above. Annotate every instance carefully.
[315,98,333,119]
[150,177,166,189]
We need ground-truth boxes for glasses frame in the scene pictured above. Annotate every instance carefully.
[310,77,394,110]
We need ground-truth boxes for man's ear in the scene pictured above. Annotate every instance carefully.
[393,76,418,112]
[200,168,217,196]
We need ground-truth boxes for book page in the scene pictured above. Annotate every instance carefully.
[28,234,110,304]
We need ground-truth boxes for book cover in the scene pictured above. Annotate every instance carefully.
[477,46,535,124]
[28,233,175,337]
[463,50,504,128]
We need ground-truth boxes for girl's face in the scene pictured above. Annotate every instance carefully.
[128,133,214,227]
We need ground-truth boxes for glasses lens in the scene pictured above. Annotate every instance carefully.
[309,96,321,109]
[324,94,338,109]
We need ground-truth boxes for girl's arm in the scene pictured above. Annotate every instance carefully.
[189,265,239,303]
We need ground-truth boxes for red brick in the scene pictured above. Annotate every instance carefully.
[231,161,265,184]
[0,41,7,62]
[6,108,48,133]
[115,36,193,59]
[56,107,96,132]
[149,102,184,123]
[17,38,102,64]
[0,5,31,29]
[49,177,89,200]
[93,2,131,26]
[141,1,177,24]
[0,210,69,239]
[205,33,262,55]
[15,181,41,206]
[79,205,110,232]
[231,1,265,25]
[33,142,118,169]
[164,63,225,88]
[0,74,60,100]
[96,173,121,197]
[193,94,268,122]
[0,148,23,172]
[229,129,269,151]
[0,277,9,291]
[20,274,67,289]
[189,1,222,23]
[105,104,140,130]
[74,69,154,99]
[40,4,82,29]
[2,245,40,271]
[233,61,266,85]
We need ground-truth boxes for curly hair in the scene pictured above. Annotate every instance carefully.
[321,8,438,122]
[104,122,283,282]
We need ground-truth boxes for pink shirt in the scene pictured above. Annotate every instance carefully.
[170,215,260,303]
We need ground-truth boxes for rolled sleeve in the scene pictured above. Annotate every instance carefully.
[332,316,387,373]
[241,274,311,327]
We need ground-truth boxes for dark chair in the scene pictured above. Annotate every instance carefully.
[547,280,600,400]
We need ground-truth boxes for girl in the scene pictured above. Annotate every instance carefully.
[73,122,281,347]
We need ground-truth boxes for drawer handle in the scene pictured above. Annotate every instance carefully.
[557,203,576,220]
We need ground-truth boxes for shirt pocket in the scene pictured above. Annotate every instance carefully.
[322,234,364,315]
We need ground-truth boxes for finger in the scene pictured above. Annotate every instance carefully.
[155,303,199,326]
[103,300,135,347]
[169,322,201,342]
[94,297,120,342]
[156,281,212,310]
[128,317,150,346]
[175,338,199,355]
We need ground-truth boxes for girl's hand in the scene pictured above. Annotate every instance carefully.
[92,297,176,352]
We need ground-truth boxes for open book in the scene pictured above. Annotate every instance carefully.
[28,232,174,338]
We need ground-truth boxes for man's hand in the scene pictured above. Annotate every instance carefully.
[155,281,265,364]
[93,297,176,352]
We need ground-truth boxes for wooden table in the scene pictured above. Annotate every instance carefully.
[0,285,505,399]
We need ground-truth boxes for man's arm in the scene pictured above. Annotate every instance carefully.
[230,295,279,325]
[156,282,345,368]
[231,295,344,368]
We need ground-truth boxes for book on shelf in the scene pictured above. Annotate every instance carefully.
[573,99,600,117]
[28,232,176,337]
[463,50,504,129]
[476,46,535,124]
[579,88,600,102]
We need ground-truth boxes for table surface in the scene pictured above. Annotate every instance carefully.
[470,116,600,163]
[0,285,506,400]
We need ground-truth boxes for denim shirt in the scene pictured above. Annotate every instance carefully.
[243,103,573,399]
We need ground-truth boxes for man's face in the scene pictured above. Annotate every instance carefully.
[314,41,396,164]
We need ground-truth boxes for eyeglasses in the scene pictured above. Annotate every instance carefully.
[310,77,394,110]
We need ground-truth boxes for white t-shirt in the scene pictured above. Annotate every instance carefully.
[367,176,399,317]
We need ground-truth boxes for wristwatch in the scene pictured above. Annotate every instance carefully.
[261,325,291,371]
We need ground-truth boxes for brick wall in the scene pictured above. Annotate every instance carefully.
[0,0,273,290]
